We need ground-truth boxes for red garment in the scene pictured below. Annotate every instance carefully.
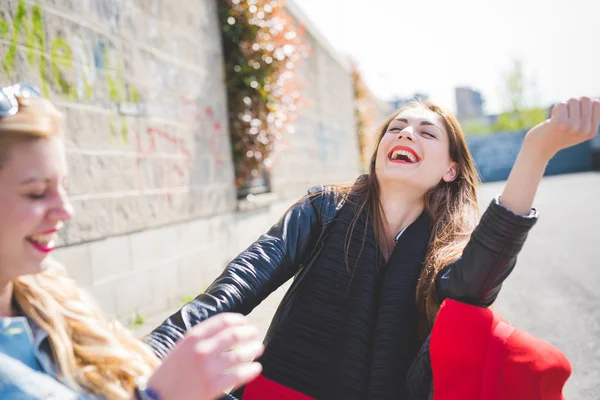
[430,300,572,400]
[243,374,315,400]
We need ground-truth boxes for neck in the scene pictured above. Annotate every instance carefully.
[0,280,15,317]
[377,179,425,240]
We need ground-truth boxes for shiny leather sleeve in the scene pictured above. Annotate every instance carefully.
[144,186,335,358]
[435,197,538,307]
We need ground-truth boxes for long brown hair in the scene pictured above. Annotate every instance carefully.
[342,100,480,328]
[1,95,159,399]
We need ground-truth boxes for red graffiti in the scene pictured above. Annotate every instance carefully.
[180,97,224,166]
[202,106,224,166]
[132,97,226,198]
[134,126,191,195]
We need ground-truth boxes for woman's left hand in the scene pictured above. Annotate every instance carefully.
[525,97,600,160]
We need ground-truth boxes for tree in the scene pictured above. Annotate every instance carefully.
[492,58,546,133]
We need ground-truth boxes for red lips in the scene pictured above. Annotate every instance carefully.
[26,228,60,254]
[387,145,421,163]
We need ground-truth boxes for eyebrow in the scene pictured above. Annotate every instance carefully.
[395,117,441,130]
[396,118,440,129]
[20,177,49,186]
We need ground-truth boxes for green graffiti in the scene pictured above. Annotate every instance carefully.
[3,0,49,96]
[103,45,137,105]
[130,86,139,104]
[108,115,128,144]
[105,47,124,102]
[84,80,93,99]
[1,0,140,144]
[72,36,95,101]
[121,116,128,143]
[0,19,8,37]
[109,115,117,142]
[81,63,94,100]
[50,38,76,98]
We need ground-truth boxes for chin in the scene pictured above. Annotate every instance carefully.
[379,167,419,183]
[22,259,50,277]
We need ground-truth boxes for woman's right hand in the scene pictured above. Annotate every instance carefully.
[500,96,600,216]
[146,313,264,400]
[525,97,600,159]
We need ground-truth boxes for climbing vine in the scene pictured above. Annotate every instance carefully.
[218,0,308,193]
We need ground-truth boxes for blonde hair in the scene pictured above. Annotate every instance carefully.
[2,95,159,399]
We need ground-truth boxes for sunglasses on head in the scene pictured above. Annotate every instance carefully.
[0,83,43,118]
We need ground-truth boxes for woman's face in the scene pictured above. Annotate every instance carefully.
[375,106,458,193]
[0,137,73,283]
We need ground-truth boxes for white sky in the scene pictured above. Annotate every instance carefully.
[294,0,600,114]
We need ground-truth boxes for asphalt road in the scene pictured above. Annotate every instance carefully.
[480,172,600,399]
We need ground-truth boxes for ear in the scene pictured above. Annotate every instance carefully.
[442,162,459,182]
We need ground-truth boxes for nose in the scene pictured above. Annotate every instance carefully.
[397,126,415,142]
[48,191,74,223]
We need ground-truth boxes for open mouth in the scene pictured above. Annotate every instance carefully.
[26,231,57,253]
[388,146,421,164]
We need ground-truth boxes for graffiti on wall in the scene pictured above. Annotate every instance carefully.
[1,0,139,146]
[1,0,137,103]
[1,0,228,196]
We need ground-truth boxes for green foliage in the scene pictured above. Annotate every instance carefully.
[492,58,547,133]
[130,313,146,329]
[462,119,492,136]
[181,295,195,305]
[218,0,308,190]
[503,58,525,114]
[491,107,547,133]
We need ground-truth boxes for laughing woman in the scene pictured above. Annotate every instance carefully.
[147,97,600,399]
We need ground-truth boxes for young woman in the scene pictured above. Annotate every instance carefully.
[147,97,600,399]
[0,83,264,400]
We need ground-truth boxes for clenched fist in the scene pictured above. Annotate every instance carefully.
[525,97,600,160]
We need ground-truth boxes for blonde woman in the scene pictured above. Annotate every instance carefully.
[0,83,263,400]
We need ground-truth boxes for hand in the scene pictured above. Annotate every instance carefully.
[524,97,600,160]
[146,313,264,400]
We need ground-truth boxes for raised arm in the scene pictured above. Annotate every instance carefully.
[436,97,600,306]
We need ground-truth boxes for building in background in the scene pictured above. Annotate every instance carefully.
[455,87,485,119]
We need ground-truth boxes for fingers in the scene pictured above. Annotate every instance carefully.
[593,100,600,133]
[208,362,263,398]
[213,341,265,372]
[194,324,259,358]
[555,97,598,139]
[580,97,593,133]
[553,102,568,125]
[186,313,248,341]
[567,98,581,132]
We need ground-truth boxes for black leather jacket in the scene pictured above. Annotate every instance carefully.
[145,185,538,385]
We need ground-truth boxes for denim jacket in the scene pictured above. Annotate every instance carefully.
[0,312,99,399]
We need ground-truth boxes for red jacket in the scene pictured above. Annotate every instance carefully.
[430,300,572,400]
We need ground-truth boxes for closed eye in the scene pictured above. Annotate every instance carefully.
[421,131,436,139]
[28,193,47,200]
